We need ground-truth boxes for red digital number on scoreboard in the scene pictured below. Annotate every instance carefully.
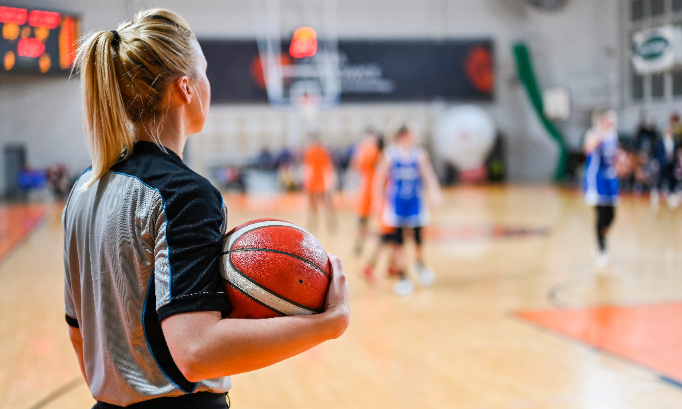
[0,6,28,25]
[28,10,60,29]
[17,38,46,58]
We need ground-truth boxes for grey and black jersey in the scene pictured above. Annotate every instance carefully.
[63,142,231,406]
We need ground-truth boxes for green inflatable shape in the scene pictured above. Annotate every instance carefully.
[513,43,568,181]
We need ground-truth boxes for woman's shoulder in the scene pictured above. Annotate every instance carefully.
[114,147,221,204]
[162,164,221,202]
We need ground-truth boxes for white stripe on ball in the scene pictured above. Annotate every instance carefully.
[221,220,319,316]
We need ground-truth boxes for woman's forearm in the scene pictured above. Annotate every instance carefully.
[163,254,350,382]
[163,308,346,382]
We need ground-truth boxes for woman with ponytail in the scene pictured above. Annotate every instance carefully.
[63,9,349,408]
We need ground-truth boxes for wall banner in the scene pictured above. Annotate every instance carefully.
[632,25,682,74]
[201,39,494,104]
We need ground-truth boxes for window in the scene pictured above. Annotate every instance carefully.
[632,0,645,21]
[652,73,665,99]
[651,0,665,16]
[673,71,682,96]
[674,0,682,12]
[633,69,645,100]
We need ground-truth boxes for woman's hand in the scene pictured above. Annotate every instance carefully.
[323,253,350,339]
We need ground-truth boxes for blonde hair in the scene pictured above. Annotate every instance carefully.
[74,9,199,188]
[591,109,617,129]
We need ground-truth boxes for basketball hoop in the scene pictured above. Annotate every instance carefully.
[250,0,341,108]
[293,87,322,131]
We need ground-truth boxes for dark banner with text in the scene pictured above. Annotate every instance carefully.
[201,39,494,104]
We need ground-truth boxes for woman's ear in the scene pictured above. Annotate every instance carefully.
[174,76,192,104]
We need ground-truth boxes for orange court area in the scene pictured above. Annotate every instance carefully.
[517,303,682,386]
[0,204,47,263]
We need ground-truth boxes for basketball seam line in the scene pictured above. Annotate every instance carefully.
[220,247,331,279]
[222,219,300,240]
[222,220,326,315]
[225,253,323,315]
[224,222,329,279]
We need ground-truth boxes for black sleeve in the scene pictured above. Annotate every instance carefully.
[155,177,230,321]
[65,314,79,328]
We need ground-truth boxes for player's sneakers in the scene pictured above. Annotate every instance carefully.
[361,265,375,284]
[387,265,401,278]
[393,279,414,296]
[416,263,435,286]
[595,251,609,269]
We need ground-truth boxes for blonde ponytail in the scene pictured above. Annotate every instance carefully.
[73,9,198,189]
[75,31,133,188]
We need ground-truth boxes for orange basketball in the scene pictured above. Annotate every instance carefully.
[219,219,331,319]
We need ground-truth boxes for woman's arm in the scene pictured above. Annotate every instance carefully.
[418,149,442,207]
[161,253,350,382]
[583,129,602,154]
[68,326,89,383]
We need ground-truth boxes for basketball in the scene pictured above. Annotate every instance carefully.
[219,219,331,319]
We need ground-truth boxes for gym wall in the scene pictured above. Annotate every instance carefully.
[0,0,621,195]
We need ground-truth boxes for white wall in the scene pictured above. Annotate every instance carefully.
[616,1,682,134]
[0,0,622,195]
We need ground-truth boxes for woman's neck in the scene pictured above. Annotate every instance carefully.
[134,109,187,159]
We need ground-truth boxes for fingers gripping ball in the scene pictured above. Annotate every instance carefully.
[220,219,331,319]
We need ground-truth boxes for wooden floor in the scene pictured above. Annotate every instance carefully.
[2,185,682,409]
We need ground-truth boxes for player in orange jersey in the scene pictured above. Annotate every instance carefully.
[348,129,383,255]
[360,191,400,284]
[303,134,336,229]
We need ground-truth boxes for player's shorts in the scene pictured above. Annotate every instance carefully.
[383,197,429,228]
[380,230,399,244]
[393,226,423,245]
[93,392,229,409]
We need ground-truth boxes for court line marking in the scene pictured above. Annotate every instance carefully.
[26,376,83,409]
[514,263,682,390]
[546,269,682,310]
[546,272,595,309]
[660,376,682,390]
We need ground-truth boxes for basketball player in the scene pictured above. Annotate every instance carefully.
[302,135,336,229]
[360,192,399,283]
[348,129,383,255]
[63,10,350,409]
[583,110,619,268]
[375,125,442,295]
[651,125,679,208]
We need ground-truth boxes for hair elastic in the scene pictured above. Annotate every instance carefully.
[110,30,120,47]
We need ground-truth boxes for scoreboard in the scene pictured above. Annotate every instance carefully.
[0,5,80,75]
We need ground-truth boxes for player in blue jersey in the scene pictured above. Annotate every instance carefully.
[375,125,441,295]
[583,110,619,268]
